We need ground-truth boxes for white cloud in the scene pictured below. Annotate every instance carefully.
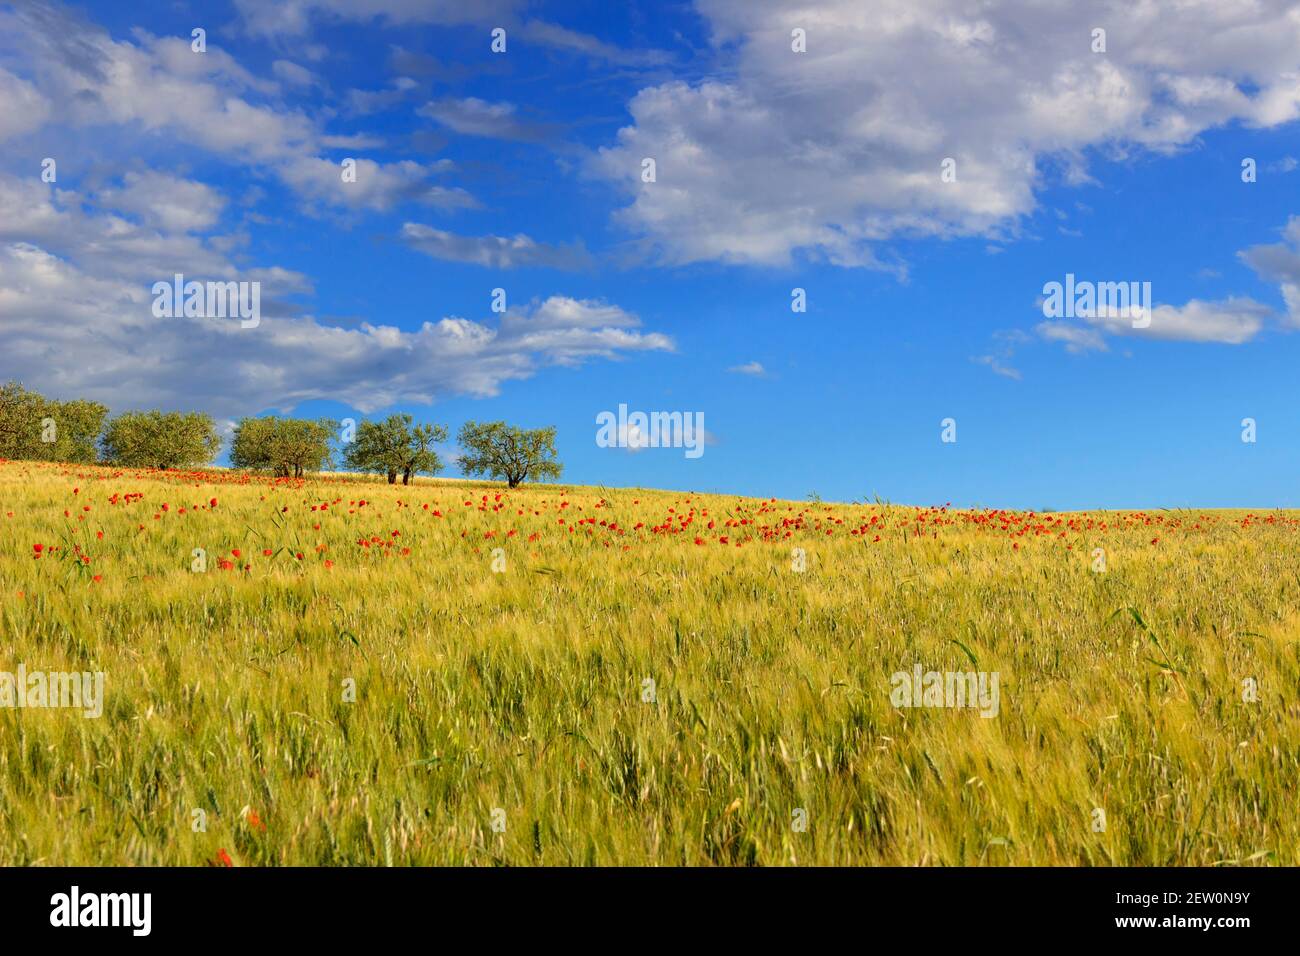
[0,5,472,214]
[971,354,1023,378]
[1035,322,1109,353]
[418,97,549,142]
[0,174,237,283]
[1239,216,1300,324]
[233,0,663,68]
[0,176,670,417]
[280,157,476,212]
[502,296,643,333]
[272,60,319,89]
[593,0,1300,267]
[1037,215,1300,351]
[727,361,766,376]
[970,329,1030,376]
[0,240,671,415]
[345,77,419,116]
[0,67,50,141]
[1114,299,1269,343]
[1038,298,1270,348]
[401,224,591,269]
[517,20,670,67]
[96,171,227,234]
[3,17,313,161]
[233,0,518,36]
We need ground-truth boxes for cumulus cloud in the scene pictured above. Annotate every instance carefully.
[0,67,50,141]
[1036,298,1270,348]
[0,7,675,415]
[281,158,477,212]
[272,60,319,89]
[1099,299,1270,344]
[401,224,591,269]
[418,97,552,142]
[0,242,672,416]
[96,171,227,234]
[0,3,468,213]
[1035,322,1108,353]
[0,174,239,282]
[593,0,1300,267]
[1037,215,1300,352]
[500,296,643,334]
[0,175,670,416]
[1239,216,1300,324]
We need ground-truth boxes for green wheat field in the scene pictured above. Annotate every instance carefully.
[2,459,1297,866]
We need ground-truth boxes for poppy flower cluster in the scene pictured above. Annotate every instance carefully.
[9,459,1296,594]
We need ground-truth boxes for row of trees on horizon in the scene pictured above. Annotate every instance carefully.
[0,381,562,488]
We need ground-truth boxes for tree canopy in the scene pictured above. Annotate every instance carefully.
[0,384,564,492]
[456,420,562,489]
[343,414,448,485]
[100,410,221,470]
[230,416,338,477]
[0,381,107,464]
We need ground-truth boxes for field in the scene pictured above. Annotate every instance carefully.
[1,458,1297,866]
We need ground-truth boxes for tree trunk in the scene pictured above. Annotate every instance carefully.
[387,469,397,484]
[402,467,411,485]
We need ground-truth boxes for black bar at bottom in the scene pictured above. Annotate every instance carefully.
[0,866,1285,942]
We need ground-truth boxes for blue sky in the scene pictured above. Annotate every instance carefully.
[3,0,1300,507]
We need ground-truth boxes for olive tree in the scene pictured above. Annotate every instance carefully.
[230,416,338,477]
[456,420,561,489]
[100,410,221,470]
[344,414,447,485]
[0,381,107,464]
